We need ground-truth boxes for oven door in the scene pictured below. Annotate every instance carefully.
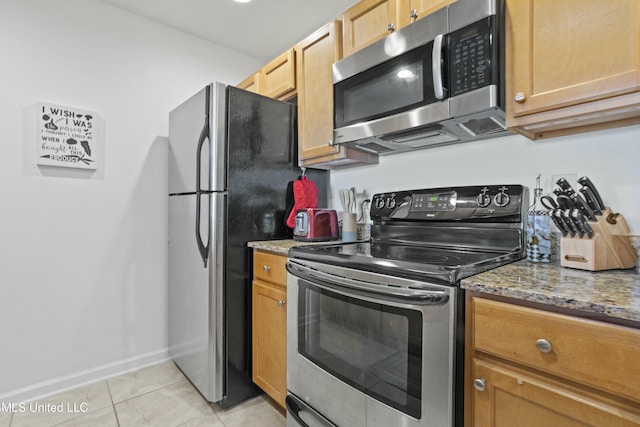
[286,259,459,427]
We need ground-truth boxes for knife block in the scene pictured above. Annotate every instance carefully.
[560,208,638,271]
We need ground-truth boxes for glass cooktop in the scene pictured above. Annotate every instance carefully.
[289,241,521,284]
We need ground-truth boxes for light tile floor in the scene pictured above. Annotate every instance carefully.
[2,362,285,427]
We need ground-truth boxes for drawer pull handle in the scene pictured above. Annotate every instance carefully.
[536,338,553,353]
[263,265,271,272]
[277,300,286,307]
[473,378,486,392]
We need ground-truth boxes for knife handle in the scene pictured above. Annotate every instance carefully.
[556,178,572,191]
[549,209,569,237]
[577,176,606,211]
[570,193,596,221]
[579,187,602,217]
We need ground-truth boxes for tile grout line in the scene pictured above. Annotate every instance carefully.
[105,379,121,427]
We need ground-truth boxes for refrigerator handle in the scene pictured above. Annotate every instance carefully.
[195,120,209,193]
[195,90,211,268]
[195,192,209,268]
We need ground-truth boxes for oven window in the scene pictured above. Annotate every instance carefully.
[334,42,438,128]
[298,281,423,419]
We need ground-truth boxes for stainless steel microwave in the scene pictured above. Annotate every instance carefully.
[332,0,508,155]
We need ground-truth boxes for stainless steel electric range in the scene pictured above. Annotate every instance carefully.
[285,185,529,427]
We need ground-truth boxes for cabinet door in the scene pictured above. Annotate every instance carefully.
[342,0,409,57]
[408,0,455,23]
[260,48,296,100]
[507,0,640,118]
[472,359,640,427]
[237,73,259,94]
[296,21,342,161]
[296,21,379,169]
[252,280,287,408]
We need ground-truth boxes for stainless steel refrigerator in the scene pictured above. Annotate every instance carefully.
[168,82,326,407]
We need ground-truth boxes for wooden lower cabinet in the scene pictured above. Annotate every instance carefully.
[252,250,287,408]
[472,358,640,427]
[466,293,640,427]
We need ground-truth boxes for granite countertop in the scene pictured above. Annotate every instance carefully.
[461,260,640,323]
[248,239,336,255]
[249,240,640,324]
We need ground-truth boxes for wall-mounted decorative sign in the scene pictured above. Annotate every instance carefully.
[37,101,99,170]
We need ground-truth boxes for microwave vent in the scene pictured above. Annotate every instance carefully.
[458,116,506,136]
[357,142,394,153]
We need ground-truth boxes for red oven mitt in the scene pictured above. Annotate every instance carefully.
[286,176,319,228]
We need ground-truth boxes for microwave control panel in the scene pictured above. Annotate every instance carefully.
[449,16,496,97]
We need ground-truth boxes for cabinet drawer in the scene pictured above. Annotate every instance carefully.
[253,250,287,286]
[472,297,640,402]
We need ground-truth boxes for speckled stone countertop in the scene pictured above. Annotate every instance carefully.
[247,239,337,255]
[249,240,640,324]
[461,260,640,323]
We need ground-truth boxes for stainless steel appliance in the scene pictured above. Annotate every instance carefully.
[168,82,326,407]
[286,185,528,426]
[332,0,507,155]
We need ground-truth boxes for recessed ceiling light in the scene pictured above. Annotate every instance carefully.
[234,0,251,3]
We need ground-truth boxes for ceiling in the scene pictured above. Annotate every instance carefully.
[96,0,358,62]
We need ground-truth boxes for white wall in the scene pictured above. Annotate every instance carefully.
[0,0,263,402]
[330,125,640,232]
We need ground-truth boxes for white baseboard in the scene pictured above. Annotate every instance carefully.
[0,348,170,404]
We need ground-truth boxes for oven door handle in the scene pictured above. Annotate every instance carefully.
[286,261,450,304]
[286,394,338,427]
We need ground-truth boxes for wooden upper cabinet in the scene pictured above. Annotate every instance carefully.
[260,48,296,100]
[342,0,409,57]
[296,21,378,169]
[408,0,455,23]
[296,21,342,161]
[237,73,259,94]
[506,0,640,139]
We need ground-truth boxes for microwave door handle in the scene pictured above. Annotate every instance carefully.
[432,33,444,100]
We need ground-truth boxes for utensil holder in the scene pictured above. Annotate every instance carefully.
[342,213,357,242]
[560,208,638,271]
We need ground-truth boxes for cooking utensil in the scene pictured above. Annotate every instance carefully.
[554,209,575,237]
[350,188,357,213]
[579,186,603,217]
[540,196,570,237]
[564,209,584,238]
[578,176,606,211]
[339,189,349,212]
[571,209,595,239]
[570,193,596,221]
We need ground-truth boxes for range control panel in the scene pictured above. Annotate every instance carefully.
[371,185,528,222]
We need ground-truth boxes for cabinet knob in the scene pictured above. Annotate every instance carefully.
[262,265,271,272]
[387,23,395,32]
[535,338,553,353]
[473,378,487,392]
[410,9,418,20]
[277,300,286,307]
[514,92,527,103]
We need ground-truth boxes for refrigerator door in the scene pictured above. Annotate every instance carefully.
[169,83,226,194]
[168,191,225,403]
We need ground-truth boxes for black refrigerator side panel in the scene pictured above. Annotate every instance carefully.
[220,87,328,408]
